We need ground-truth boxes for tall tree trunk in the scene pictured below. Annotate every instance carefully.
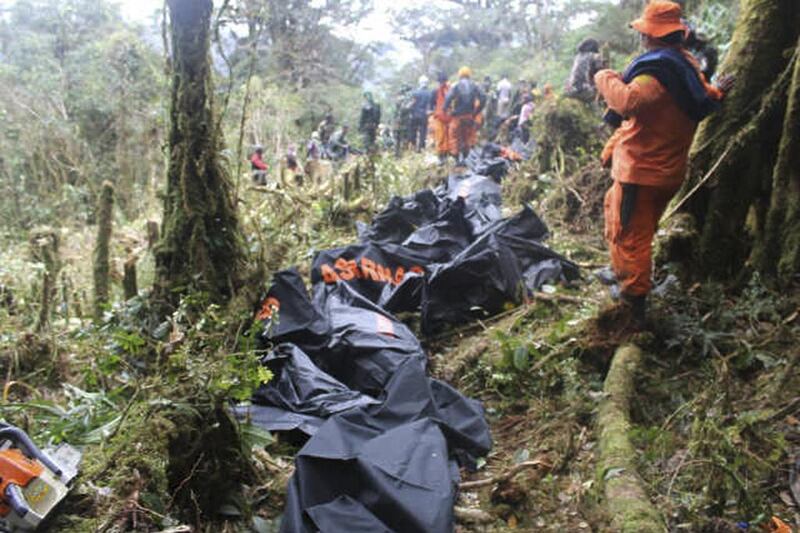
[752,40,800,282]
[155,0,249,307]
[93,181,114,321]
[678,0,800,282]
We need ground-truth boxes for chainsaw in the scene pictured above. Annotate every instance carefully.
[0,423,81,532]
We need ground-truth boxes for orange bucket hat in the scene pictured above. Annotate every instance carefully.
[630,1,688,39]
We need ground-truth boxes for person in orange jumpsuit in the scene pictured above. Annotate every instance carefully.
[594,0,734,325]
[429,71,451,165]
[444,66,486,164]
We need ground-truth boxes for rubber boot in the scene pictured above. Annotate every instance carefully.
[594,266,617,286]
[621,293,647,329]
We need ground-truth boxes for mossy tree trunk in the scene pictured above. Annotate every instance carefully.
[93,180,114,320]
[752,39,800,280]
[30,228,60,332]
[679,0,800,283]
[155,0,248,307]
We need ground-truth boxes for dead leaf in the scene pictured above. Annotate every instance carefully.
[507,515,518,529]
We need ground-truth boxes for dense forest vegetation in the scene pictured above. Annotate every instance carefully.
[0,0,798,531]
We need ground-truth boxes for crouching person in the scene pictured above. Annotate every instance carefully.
[250,145,268,185]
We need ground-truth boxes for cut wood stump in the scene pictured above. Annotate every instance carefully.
[146,220,160,249]
[123,255,138,300]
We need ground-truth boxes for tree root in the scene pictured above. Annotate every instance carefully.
[460,459,551,491]
[597,344,665,532]
[440,339,490,382]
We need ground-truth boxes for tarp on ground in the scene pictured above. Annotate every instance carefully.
[247,272,492,532]
[418,205,578,333]
[465,143,514,181]
[232,344,380,436]
[357,189,441,245]
[278,357,491,533]
[244,154,579,532]
[439,173,503,235]
[310,242,429,313]
[400,198,473,263]
[260,271,426,395]
[309,194,576,332]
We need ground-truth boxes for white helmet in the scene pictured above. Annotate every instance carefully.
[418,75,430,88]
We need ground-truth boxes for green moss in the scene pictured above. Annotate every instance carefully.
[684,0,800,279]
[29,227,60,331]
[49,404,175,532]
[154,0,253,309]
[532,97,603,176]
[82,404,174,498]
[597,344,665,532]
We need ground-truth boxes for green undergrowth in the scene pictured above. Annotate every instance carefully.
[1,127,796,531]
[628,274,800,530]
[443,260,799,531]
[0,151,452,530]
[0,267,275,529]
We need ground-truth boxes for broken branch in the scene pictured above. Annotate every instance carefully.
[459,459,551,490]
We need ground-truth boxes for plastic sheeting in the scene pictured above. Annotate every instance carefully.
[309,176,578,333]
[269,354,491,532]
[440,173,503,235]
[245,271,491,532]
[261,271,426,395]
[242,162,579,532]
[464,143,513,181]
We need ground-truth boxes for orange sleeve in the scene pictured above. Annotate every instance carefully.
[704,80,724,100]
[601,127,623,167]
[595,70,666,116]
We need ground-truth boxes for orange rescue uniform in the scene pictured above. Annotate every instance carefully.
[469,110,484,147]
[449,114,477,156]
[595,64,722,296]
[431,83,450,156]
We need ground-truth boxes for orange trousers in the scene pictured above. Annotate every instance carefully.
[431,116,450,155]
[470,113,483,146]
[448,114,477,156]
[604,180,678,296]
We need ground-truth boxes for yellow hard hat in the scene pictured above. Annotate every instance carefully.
[458,66,472,78]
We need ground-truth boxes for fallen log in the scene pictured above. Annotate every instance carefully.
[597,344,665,532]
[440,339,490,382]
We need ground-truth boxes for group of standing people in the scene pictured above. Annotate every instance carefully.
[402,68,550,165]
[390,68,488,164]
[248,0,728,334]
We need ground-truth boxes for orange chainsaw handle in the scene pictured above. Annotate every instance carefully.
[0,449,43,518]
